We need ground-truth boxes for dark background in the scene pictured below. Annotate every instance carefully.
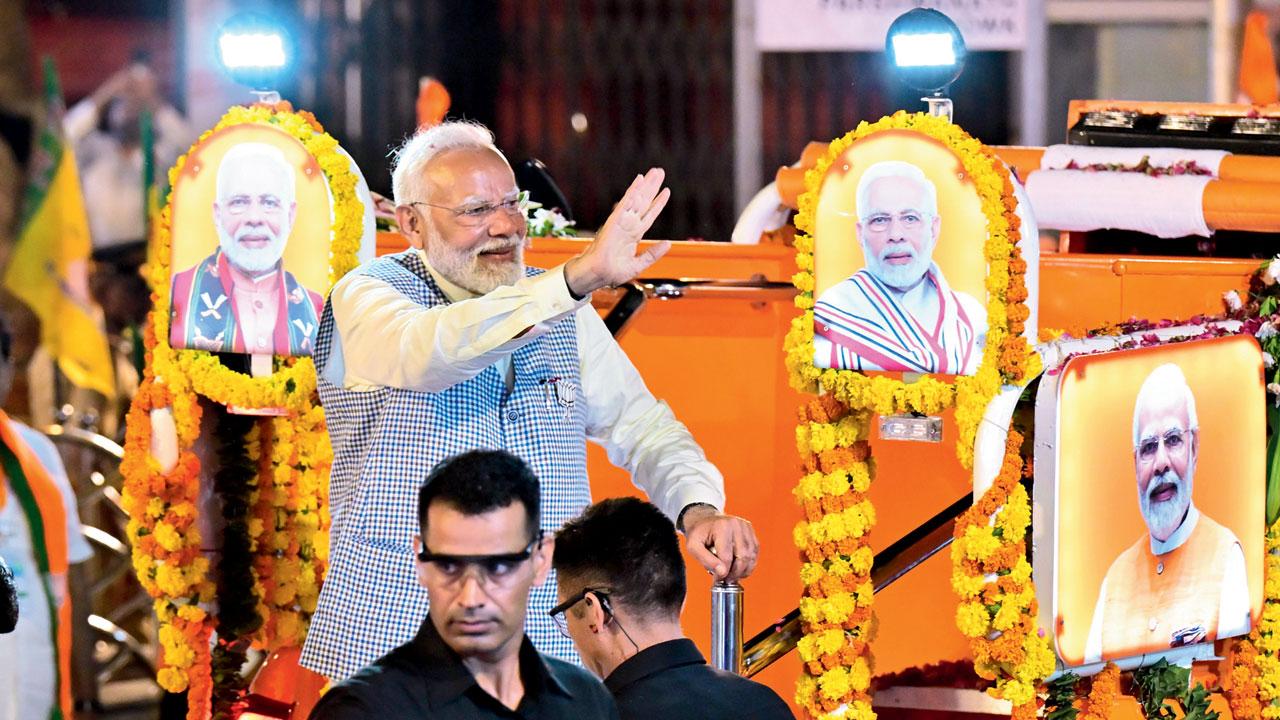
[22,0,1015,241]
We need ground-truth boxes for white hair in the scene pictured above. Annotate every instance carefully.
[855,160,938,220]
[216,142,296,204]
[1132,363,1199,446]
[390,120,503,205]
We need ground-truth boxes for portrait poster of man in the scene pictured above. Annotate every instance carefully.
[168,124,332,357]
[1051,335,1264,667]
[810,130,997,376]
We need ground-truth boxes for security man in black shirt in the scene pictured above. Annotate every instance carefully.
[551,497,794,720]
[310,450,619,719]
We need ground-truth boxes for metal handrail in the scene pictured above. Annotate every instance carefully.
[733,494,973,678]
[600,277,796,338]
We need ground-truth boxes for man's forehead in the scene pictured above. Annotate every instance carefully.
[423,147,517,200]
[424,501,531,551]
[218,160,291,197]
[864,175,927,205]
[1136,394,1190,432]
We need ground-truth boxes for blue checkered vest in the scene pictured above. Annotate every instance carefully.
[300,250,589,681]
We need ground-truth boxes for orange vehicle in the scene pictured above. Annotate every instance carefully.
[356,101,1270,719]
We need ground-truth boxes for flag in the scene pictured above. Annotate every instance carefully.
[3,58,115,398]
[1239,9,1280,105]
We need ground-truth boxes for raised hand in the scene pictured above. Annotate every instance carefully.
[564,168,672,297]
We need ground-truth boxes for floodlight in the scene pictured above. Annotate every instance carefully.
[215,13,294,94]
[885,8,966,118]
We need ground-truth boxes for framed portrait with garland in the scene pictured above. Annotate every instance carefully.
[786,112,1048,719]
[121,102,374,719]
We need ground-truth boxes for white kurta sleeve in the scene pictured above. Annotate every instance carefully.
[1217,542,1252,641]
[327,264,586,392]
[1083,576,1107,664]
[576,306,725,521]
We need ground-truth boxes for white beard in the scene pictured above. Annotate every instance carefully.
[218,223,289,275]
[1139,467,1193,542]
[426,229,525,295]
[862,239,933,290]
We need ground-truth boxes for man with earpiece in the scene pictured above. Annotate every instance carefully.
[551,497,793,719]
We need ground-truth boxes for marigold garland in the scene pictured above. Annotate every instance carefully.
[785,112,1038,719]
[248,405,332,651]
[144,101,362,412]
[793,396,877,720]
[123,101,357,716]
[1078,663,1121,720]
[1229,518,1280,719]
[784,111,1038,469]
[949,430,1054,714]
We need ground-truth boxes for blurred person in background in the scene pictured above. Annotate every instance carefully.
[66,54,193,333]
[0,311,94,720]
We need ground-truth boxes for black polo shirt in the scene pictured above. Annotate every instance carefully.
[604,639,794,720]
[309,618,619,719]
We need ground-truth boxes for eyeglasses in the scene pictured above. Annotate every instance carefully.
[417,534,542,587]
[1136,428,1195,462]
[223,194,286,215]
[548,587,612,638]
[861,211,929,233]
[406,191,523,227]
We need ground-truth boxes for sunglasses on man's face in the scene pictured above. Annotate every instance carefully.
[417,533,543,587]
[547,587,613,637]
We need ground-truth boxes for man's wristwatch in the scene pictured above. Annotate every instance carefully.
[677,502,718,533]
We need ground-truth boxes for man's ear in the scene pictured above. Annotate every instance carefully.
[930,214,942,244]
[413,535,430,590]
[288,201,298,229]
[532,535,554,588]
[396,205,426,250]
[583,593,609,631]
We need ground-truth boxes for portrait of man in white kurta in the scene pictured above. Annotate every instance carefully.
[813,160,987,375]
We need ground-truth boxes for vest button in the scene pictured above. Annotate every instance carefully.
[1156,561,1164,575]
[507,411,520,421]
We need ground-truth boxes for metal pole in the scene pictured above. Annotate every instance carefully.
[711,581,744,674]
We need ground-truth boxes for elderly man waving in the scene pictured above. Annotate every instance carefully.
[300,120,759,682]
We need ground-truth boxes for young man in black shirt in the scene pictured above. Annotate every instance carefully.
[310,450,619,719]
[551,498,794,720]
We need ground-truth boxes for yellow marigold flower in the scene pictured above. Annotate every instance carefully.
[132,554,154,582]
[849,546,874,574]
[999,679,1035,706]
[799,563,824,586]
[799,597,820,625]
[960,525,1000,561]
[855,581,874,607]
[275,610,303,646]
[797,634,819,662]
[798,472,825,501]
[176,604,206,623]
[816,628,845,656]
[793,522,811,550]
[795,673,818,707]
[846,699,876,720]
[146,497,166,519]
[828,557,852,577]
[822,593,857,624]
[956,601,990,638]
[157,667,189,693]
[818,666,852,701]
[153,522,183,553]
[155,564,188,596]
[820,471,850,498]
[993,598,1022,631]
[952,571,986,599]
[850,656,871,692]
